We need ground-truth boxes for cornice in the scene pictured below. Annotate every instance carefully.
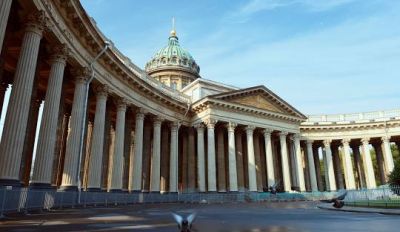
[39,0,190,115]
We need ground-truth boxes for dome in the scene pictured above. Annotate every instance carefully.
[145,30,200,76]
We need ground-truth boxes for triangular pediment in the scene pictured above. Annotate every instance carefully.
[209,85,307,119]
[230,94,285,113]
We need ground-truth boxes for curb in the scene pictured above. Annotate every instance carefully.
[317,204,400,215]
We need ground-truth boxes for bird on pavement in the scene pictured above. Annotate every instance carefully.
[269,181,279,195]
[320,191,347,208]
[172,212,196,232]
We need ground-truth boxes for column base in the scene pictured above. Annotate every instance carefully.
[0,178,22,187]
[29,183,56,190]
[58,185,78,192]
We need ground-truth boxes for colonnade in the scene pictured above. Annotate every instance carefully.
[306,137,396,191]
[1,2,399,194]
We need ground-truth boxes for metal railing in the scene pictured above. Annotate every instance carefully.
[0,187,337,216]
[344,185,400,208]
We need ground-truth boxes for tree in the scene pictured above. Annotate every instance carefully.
[388,159,400,195]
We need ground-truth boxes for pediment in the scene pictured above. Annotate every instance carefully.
[229,94,286,114]
[209,85,306,119]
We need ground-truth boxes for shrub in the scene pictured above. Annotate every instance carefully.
[388,159,400,195]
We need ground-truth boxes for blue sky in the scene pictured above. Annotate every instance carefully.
[81,0,400,114]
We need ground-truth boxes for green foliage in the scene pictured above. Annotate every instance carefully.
[388,159,400,195]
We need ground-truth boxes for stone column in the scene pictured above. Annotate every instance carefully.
[142,121,152,192]
[382,136,394,175]
[262,129,275,188]
[279,132,291,192]
[128,129,135,191]
[132,110,145,191]
[245,126,257,192]
[181,129,188,192]
[160,125,169,193]
[0,83,9,117]
[110,99,127,191]
[227,122,238,192]
[0,0,12,55]
[20,99,41,186]
[82,121,93,190]
[253,132,263,192]
[293,134,306,191]
[351,143,366,189]
[195,123,206,192]
[205,119,217,192]
[0,12,46,185]
[106,125,115,191]
[60,67,91,190]
[217,126,226,192]
[31,45,69,187]
[342,139,356,190]
[361,138,376,189]
[187,127,196,192]
[150,116,162,192]
[122,117,132,191]
[332,144,344,189]
[372,142,386,185]
[312,145,323,191]
[323,140,336,191]
[306,141,318,191]
[55,113,70,187]
[235,129,245,192]
[169,121,179,192]
[86,85,108,190]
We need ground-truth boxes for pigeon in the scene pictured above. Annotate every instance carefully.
[172,212,196,232]
[269,181,279,195]
[320,191,347,208]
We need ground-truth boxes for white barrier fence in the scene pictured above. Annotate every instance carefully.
[0,187,338,216]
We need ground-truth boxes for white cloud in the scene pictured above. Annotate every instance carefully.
[197,2,400,114]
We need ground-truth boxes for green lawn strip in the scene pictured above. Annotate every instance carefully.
[345,200,400,208]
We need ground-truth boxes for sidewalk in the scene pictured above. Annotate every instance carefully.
[318,203,400,215]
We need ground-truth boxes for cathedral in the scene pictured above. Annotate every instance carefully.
[0,0,399,196]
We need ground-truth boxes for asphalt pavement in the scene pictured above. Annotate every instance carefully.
[1,201,399,232]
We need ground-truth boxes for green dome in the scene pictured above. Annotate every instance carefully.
[145,32,200,75]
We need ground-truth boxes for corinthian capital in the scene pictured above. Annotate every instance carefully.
[341,138,351,146]
[72,67,91,84]
[93,83,109,98]
[381,136,391,143]
[227,122,237,132]
[361,137,370,145]
[203,118,217,129]
[25,10,47,35]
[323,139,332,147]
[115,98,127,111]
[49,44,70,63]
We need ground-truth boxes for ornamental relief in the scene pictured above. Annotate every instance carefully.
[227,94,285,114]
